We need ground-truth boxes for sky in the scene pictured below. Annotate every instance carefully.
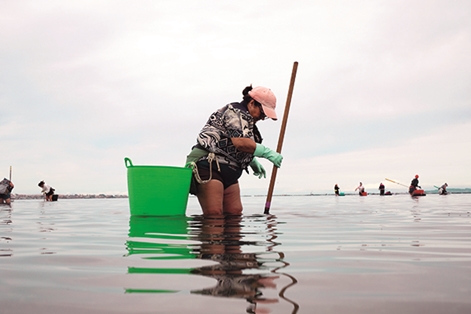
[1,0,470,195]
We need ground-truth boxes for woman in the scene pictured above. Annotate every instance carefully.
[355,182,365,195]
[439,183,448,195]
[38,180,55,201]
[409,175,420,194]
[378,182,385,196]
[0,178,14,205]
[186,85,282,216]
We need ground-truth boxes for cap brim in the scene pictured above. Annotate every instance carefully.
[262,105,277,120]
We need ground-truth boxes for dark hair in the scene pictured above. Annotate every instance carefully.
[242,85,261,106]
[38,181,44,187]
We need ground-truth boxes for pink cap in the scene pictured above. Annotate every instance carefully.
[248,86,277,120]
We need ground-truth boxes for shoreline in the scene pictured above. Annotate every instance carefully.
[10,194,128,200]
[9,190,471,200]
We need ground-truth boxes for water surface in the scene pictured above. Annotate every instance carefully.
[1,194,471,313]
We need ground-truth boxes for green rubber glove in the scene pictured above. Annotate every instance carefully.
[253,143,283,168]
[249,157,266,179]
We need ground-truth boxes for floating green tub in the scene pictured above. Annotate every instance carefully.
[125,157,192,216]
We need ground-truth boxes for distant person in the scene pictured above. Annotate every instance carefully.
[334,184,340,196]
[0,178,14,205]
[439,183,448,195]
[355,182,365,195]
[38,181,55,201]
[378,183,385,196]
[409,175,420,194]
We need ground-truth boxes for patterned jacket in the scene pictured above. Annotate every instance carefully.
[196,102,263,169]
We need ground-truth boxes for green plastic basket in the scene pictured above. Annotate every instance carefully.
[125,157,192,216]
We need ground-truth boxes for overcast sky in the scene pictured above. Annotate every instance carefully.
[1,0,470,195]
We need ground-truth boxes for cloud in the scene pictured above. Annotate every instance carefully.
[1,1,470,195]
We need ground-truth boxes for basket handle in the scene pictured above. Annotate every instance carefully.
[124,157,133,168]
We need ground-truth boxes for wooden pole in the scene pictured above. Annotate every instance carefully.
[385,178,408,188]
[9,166,12,181]
[264,61,298,214]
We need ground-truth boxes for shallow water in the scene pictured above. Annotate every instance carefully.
[1,194,471,313]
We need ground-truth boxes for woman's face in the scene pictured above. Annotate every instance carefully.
[248,100,266,122]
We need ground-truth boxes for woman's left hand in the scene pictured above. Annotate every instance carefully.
[249,158,266,179]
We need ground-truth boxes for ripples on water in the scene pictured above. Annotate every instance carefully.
[1,194,471,313]
[126,214,295,313]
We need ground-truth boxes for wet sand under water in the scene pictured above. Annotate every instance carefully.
[1,194,471,313]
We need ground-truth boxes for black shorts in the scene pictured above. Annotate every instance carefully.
[190,159,243,195]
[46,188,55,196]
[0,193,11,200]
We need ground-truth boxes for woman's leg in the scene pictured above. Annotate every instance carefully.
[222,183,242,215]
[196,180,243,216]
[196,179,225,216]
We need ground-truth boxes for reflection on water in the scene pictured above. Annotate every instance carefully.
[126,215,299,313]
[0,205,12,257]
